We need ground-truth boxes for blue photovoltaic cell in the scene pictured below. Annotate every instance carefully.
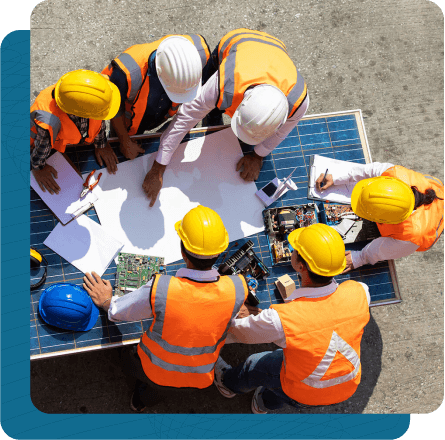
[30,112,399,358]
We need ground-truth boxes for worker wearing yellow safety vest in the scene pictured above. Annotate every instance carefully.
[30,70,121,194]
[315,163,444,272]
[83,206,248,412]
[142,28,309,207]
[214,224,370,413]
[102,35,210,165]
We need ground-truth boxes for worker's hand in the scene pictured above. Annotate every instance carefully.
[315,173,334,191]
[32,164,60,195]
[142,161,167,207]
[83,271,113,311]
[120,138,144,160]
[95,145,118,174]
[236,152,263,181]
[342,251,355,274]
[236,303,263,319]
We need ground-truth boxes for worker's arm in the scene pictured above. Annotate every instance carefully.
[83,272,154,321]
[344,237,419,272]
[225,308,287,347]
[142,72,218,206]
[253,94,310,158]
[316,161,395,191]
[93,121,119,174]
[31,126,60,194]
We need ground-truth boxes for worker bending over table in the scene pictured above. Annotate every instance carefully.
[143,28,309,206]
[315,163,444,272]
[83,206,249,412]
[102,34,210,162]
[214,223,370,413]
[31,70,121,194]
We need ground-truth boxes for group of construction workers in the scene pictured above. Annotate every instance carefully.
[32,28,444,413]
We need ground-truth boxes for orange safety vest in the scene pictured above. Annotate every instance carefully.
[271,281,370,406]
[138,274,248,388]
[378,166,444,251]
[102,35,210,135]
[30,86,103,153]
[216,28,307,118]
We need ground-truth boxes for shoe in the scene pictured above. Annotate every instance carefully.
[251,387,268,414]
[213,356,237,398]
[130,391,147,412]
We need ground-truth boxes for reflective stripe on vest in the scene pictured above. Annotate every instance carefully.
[115,52,143,102]
[189,34,209,68]
[30,109,61,145]
[217,31,306,117]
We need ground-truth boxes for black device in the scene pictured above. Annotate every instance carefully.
[31,248,48,291]
[217,240,270,306]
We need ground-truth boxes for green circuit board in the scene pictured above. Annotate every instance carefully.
[115,253,165,297]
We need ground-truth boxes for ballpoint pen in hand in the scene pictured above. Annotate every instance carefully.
[321,168,329,188]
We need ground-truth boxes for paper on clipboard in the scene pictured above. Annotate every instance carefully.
[307,154,364,204]
[30,152,99,224]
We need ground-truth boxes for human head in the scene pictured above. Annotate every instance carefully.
[55,70,121,120]
[156,36,203,103]
[175,205,229,265]
[351,176,415,224]
[288,223,346,280]
[231,84,288,145]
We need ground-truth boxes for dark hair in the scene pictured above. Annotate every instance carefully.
[295,252,333,285]
[411,186,443,210]
[180,241,219,271]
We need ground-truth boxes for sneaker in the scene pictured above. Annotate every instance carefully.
[213,356,237,398]
[251,387,268,414]
[130,391,147,412]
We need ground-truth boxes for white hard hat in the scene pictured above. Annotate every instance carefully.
[156,36,203,103]
[231,85,289,145]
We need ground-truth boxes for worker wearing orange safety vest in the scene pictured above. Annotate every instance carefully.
[30,70,121,194]
[214,224,370,413]
[142,28,309,208]
[315,162,444,271]
[102,35,210,165]
[83,206,248,412]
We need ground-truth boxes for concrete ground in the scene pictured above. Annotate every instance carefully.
[30,0,443,414]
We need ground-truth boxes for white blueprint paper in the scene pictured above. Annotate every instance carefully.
[92,128,265,264]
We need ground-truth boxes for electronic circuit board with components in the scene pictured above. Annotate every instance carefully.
[114,253,165,296]
[263,204,319,265]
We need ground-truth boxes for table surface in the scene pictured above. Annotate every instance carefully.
[30,110,400,360]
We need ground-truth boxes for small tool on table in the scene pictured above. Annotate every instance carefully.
[80,170,102,198]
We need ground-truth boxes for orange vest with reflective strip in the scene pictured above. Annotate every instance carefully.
[102,35,210,135]
[138,274,248,388]
[30,86,103,153]
[270,281,370,406]
[216,28,307,118]
[378,166,444,251]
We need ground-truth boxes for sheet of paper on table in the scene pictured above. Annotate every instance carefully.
[43,215,124,277]
[30,152,99,224]
[92,128,265,264]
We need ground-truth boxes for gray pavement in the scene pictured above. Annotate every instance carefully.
[30,0,443,414]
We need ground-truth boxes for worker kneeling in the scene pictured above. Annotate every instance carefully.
[214,223,370,413]
[83,206,248,411]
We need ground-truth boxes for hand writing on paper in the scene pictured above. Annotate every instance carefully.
[142,161,167,207]
[315,173,334,191]
[95,144,119,174]
[236,152,263,181]
[83,272,113,311]
[342,251,355,274]
[32,164,60,195]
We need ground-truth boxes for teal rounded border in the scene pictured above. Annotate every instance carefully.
[0,30,410,439]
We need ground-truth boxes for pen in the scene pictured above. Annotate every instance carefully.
[321,168,329,188]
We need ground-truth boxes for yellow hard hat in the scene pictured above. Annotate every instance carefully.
[351,176,415,224]
[55,70,121,120]
[175,205,229,258]
[288,223,346,277]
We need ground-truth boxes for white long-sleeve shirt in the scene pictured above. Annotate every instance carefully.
[156,72,309,165]
[107,268,220,322]
[333,162,420,268]
[226,280,370,347]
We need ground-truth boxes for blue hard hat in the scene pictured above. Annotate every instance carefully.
[39,283,99,332]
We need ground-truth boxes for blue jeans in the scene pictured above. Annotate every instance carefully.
[222,350,306,410]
